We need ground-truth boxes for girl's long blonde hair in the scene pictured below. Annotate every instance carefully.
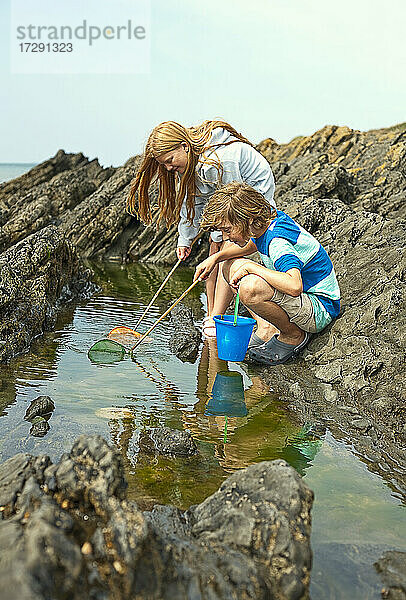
[127,120,253,227]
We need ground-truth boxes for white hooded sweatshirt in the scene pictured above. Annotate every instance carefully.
[177,127,276,248]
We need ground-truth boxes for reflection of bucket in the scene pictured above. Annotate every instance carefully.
[214,315,256,361]
[205,371,247,417]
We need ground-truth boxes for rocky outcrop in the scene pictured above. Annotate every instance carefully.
[169,303,202,362]
[258,123,406,219]
[2,125,404,262]
[0,434,313,600]
[0,225,97,363]
[0,150,115,253]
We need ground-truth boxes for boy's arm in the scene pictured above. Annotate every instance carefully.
[194,240,257,281]
[216,240,257,261]
[230,262,303,297]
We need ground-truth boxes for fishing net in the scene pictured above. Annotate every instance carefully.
[88,339,126,363]
[108,326,151,346]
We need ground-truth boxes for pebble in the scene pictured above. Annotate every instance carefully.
[24,396,55,421]
[113,561,125,574]
[95,407,134,420]
[324,388,339,403]
[81,542,92,555]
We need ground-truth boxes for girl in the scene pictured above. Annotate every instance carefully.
[127,119,276,337]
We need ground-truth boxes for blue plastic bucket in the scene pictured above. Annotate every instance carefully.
[213,315,256,361]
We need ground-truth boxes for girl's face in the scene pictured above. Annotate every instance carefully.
[156,143,189,174]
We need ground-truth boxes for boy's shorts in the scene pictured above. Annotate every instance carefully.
[271,289,332,333]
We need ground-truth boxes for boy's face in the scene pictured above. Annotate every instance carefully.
[217,221,250,247]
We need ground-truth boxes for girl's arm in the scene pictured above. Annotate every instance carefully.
[230,262,303,297]
[177,197,199,249]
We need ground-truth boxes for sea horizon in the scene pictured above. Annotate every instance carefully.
[0,162,37,183]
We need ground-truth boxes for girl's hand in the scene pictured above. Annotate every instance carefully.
[229,263,257,289]
[177,246,191,261]
[194,255,218,281]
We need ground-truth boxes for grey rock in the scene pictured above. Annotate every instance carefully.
[168,303,201,362]
[351,418,371,431]
[322,384,339,403]
[29,417,50,438]
[24,396,55,421]
[0,435,313,600]
[138,427,199,457]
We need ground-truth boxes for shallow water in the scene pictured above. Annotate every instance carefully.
[0,261,404,599]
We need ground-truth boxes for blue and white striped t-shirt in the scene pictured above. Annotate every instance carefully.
[253,211,340,326]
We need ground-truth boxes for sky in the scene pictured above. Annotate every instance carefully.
[1,0,405,166]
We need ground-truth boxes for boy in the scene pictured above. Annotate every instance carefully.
[194,182,340,365]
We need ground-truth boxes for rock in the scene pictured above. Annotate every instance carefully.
[138,427,199,457]
[24,396,55,421]
[322,384,339,403]
[0,225,98,363]
[29,416,50,438]
[0,435,313,600]
[186,459,313,600]
[0,150,115,254]
[168,303,202,362]
[375,550,406,599]
[351,418,371,431]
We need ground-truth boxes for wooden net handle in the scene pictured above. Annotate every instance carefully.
[130,278,201,354]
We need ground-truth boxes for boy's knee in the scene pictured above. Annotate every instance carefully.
[239,275,273,304]
[222,259,232,283]
[222,258,242,283]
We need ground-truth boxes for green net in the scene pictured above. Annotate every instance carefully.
[88,339,126,364]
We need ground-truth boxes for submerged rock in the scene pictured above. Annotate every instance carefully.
[168,303,201,362]
[375,550,406,599]
[0,434,313,600]
[24,396,55,421]
[138,426,199,457]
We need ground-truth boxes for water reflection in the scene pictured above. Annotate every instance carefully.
[206,372,248,418]
[282,424,323,476]
[205,371,247,443]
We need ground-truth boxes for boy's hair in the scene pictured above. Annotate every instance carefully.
[127,120,254,228]
[200,182,277,237]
